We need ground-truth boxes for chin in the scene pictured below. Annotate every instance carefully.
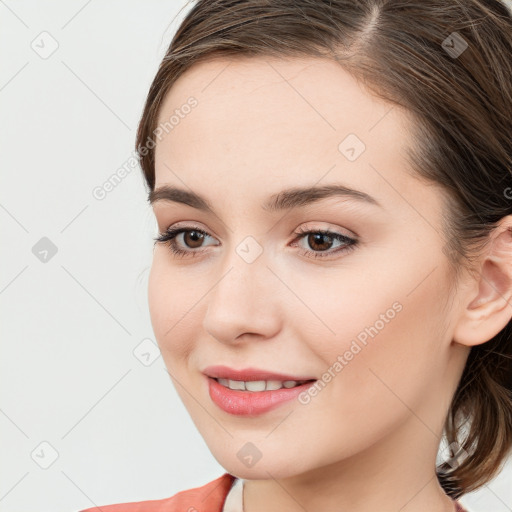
[212,450,313,480]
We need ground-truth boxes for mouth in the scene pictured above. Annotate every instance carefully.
[211,377,316,392]
[203,366,318,416]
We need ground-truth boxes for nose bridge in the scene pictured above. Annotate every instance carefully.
[210,234,268,310]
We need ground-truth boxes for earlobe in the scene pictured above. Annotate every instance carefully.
[453,219,512,347]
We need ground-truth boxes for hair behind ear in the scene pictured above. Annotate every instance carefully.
[437,329,512,499]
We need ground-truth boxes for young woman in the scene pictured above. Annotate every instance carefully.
[81,1,512,511]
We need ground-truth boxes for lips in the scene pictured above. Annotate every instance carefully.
[202,365,318,416]
[202,365,317,382]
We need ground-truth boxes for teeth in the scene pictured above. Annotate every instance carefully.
[216,378,306,391]
[265,380,284,391]
[228,379,245,391]
[245,380,266,392]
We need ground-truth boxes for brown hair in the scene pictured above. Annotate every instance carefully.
[135,0,512,500]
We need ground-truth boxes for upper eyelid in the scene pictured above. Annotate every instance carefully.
[161,224,356,245]
[161,222,354,237]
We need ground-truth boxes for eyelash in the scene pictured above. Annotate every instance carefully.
[153,225,358,260]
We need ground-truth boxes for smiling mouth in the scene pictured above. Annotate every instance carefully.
[206,376,318,416]
[212,377,316,392]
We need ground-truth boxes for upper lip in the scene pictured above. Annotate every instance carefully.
[203,365,317,382]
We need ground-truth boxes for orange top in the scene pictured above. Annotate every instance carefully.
[79,472,469,512]
[79,473,236,512]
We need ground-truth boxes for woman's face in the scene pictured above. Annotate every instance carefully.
[149,56,469,480]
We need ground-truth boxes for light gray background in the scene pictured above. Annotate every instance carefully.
[1,1,511,511]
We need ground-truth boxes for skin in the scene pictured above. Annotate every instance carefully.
[148,56,512,512]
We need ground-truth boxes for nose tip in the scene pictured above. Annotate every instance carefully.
[202,257,283,345]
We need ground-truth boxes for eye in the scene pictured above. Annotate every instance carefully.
[153,224,358,260]
[291,226,358,259]
[153,225,218,258]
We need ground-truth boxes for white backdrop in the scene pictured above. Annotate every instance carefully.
[1,2,511,511]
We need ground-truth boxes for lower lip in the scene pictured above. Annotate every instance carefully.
[206,377,317,416]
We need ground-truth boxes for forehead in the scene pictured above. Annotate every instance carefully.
[153,56,416,208]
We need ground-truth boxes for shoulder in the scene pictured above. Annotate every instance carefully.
[78,472,237,512]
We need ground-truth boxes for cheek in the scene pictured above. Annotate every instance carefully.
[147,253,200,362]
[315,263,452,425]
[148,255,170,340]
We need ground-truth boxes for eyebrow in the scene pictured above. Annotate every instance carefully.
[148,183,382,213]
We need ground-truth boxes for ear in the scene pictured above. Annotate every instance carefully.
[453,216,512,347]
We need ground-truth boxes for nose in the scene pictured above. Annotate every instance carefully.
[202,243,282,345]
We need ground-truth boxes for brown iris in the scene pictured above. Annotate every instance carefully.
[183,230,205,249]
[306,232,334,252]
